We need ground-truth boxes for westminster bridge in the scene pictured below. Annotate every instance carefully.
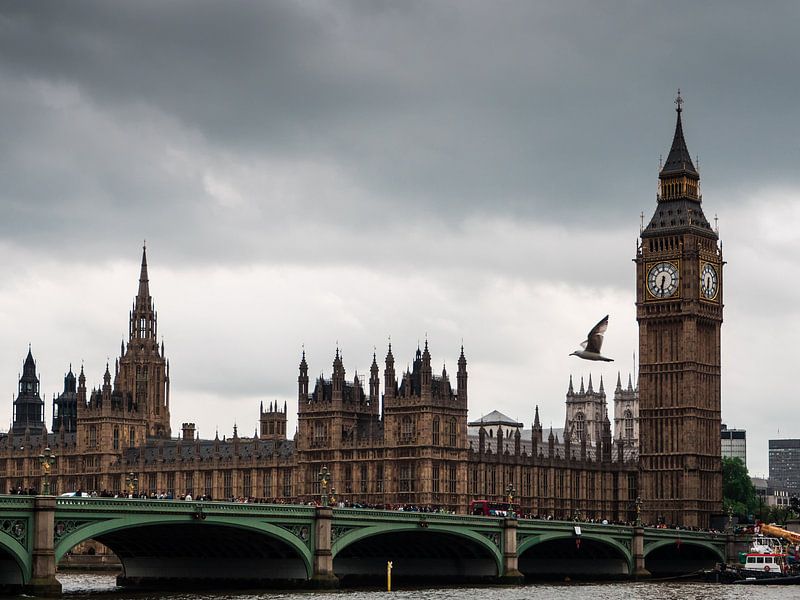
[0,496,736,595]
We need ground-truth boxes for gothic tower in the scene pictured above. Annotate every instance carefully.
[613,373,638,447]
[636,93,723,527]
[259,400,287,441]
[295,347,381,501]
[12,348,45,434]
[565,374,608,447]
[52,365,78,433]
[382,342,469,508]
[116,246,171,438]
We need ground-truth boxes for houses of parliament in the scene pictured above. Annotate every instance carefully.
[0,98,723,528]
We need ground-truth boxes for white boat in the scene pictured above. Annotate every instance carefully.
[743,535,788,574]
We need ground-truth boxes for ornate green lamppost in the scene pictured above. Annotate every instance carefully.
[319,466,330,507]
[506,483,516,518]
[38,448,56,495]
[125,472,139,498]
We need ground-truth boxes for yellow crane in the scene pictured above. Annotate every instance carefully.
[760,523,800,545]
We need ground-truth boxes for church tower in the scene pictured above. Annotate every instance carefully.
[636,93,723,528]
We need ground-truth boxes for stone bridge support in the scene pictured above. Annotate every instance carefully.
[499,518,524,583]
[311,506,338,587]
[26,497,61,596]
[632,526,649,578]
[726,533,736,564]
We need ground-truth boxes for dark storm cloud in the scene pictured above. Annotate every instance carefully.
[1,1,799,474]
[2,1,799,265]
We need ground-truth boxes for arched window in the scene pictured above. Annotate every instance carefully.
[129,427,136,447]
[113,427,120,450]
[401,416,414,443]
[313,421,325,445]
[88,425,97,448]
[574,412,585,442]
[432,417,440,445]
[448,418,457,447]
[624,410,634,439]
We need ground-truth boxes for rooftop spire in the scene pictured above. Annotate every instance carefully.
[23,347,36,375]
[660,89,698,178]
[137,243,150,300]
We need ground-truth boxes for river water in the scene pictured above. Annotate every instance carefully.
[56,573,800,600]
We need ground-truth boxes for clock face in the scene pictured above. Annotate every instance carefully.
[647,262,679,299]
[700,263,719,300]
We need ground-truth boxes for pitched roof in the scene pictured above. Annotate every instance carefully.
[468,410,523,427]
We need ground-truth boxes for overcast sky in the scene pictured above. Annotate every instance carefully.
[1,1,798,476]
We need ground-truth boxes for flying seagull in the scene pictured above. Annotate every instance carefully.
[570,315,614,362]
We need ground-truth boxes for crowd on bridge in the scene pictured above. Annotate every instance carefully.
[15,487,726,533]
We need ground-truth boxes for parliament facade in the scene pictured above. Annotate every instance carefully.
[0,99,722,527]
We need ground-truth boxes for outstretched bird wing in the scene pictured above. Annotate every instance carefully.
[585,315,609,354]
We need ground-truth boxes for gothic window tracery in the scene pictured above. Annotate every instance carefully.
[400,416,414,443]
[624,410,634,439]
[574,412,586,441]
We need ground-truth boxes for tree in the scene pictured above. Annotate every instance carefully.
[722,457,758,521]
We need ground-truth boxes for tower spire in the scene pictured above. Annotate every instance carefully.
[660,89,698,177]
[137,243,150,300]
[645,91,713,234]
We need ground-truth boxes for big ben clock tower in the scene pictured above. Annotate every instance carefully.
[636,92,723,528]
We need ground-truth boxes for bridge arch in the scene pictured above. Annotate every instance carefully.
[332,524,503,583]
[55,514,313,583]
[518,532,632,578]
[644,539,724,575]
[0,536,28,588]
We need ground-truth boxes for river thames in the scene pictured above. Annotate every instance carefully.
[56,574,800,600]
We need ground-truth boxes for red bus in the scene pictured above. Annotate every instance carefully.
[469,499,513,517]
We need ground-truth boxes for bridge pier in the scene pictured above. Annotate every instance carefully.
[725,533,736,564]
[632,526,650,578]
[25,496,61,597]
[498,518,524,584]
[311,506,339,588]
